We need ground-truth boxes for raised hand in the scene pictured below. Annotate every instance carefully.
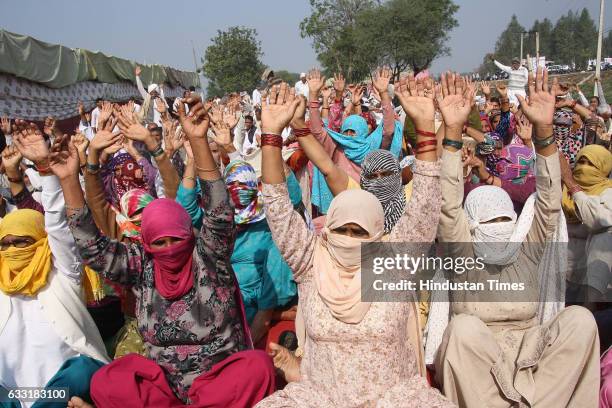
[395,74,435,127]
[178,95,210,140]
[516,67,557,137]
[261,82,301,135]
[307,69,326,101]
[13,121,50,164]
[49,135,80,180]
[135,66,142,76]
[72,132,90,155]
[211,121,233,148]
[515,112,533,145]
[496,83,508,99]
[222,108,239,130]
[155,98,167,114]
[77,101,85,117]
[435,72,475,131]
[117,106,155,149]
[1,145,22,176]
[333,73,345,94]
[1,116,10,135]
[89,128,122,154]
[372,67,392,95]
[350,85,364,106]
[480,81,491,96]
[43,117,57,138]
[98,101,114,130]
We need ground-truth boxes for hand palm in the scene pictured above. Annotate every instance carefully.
[50,148,79,178]
[438,95,471,128]
[182,117,209,139]
[521,93,554,126]
[19,135,49,162]
[262,105,292,133]
[399,94,435,121]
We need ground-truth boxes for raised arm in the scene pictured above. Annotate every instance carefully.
[433,73,477,242]
[261,82,316,281]
[135,66,148,99]
[47,134,139,286]
[494,59,512,74]
[290,95,348,196]
[517,68,562,243]
[307,69,339,158]
[372,68,396,150]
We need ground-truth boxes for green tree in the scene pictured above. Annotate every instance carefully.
[604,30,612,57]
[524,18,553,59]
[551,11,579,66]
[573,8,597,69]
[479,15,525,76]
[300,0,377,82]
[275,70,301,84]
[356,0,458,78]
[202,26,265,96]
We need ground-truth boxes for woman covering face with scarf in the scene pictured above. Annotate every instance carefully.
[222,160,297,343]
[360,149,405,234]
[433,68,599,408]
[58,111,276,406]
[258,80,449,407]
[554,110,583,168]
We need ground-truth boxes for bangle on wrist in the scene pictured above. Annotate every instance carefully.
[183,176,196,181]
[321,106,329,110]
[532,135,556,147]
[196,166,218,173]
[485,173,495,185]
[148,143,164,158]
[570,100,577,109]
[34,162,51,174]
[416,139,437,150]
[261,133,283,148]
[442,138,463,150]
[309,101,320,108]
[86,162,100,173]
[293,128,310,138]
[416,147,437,154]
[416,129,436,138]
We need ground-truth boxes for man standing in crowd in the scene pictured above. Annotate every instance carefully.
[492,56,528,105]
[295,73,309,99]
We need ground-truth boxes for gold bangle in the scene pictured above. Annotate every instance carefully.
[183,176,196,181]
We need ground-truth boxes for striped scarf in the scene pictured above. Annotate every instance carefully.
[360,150,405,234]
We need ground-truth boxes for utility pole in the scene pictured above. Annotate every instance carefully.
[535,31,540,67]
[595,0,605,96]
[191,40,199,73]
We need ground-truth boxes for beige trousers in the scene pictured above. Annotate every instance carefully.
[435,306,600,408]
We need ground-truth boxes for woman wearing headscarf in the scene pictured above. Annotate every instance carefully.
[553,110,584,168]
[222,160,297,343]
[562,144,612,305]
[83,113,179,358]
[56,99,275,407]
[433,69,599,407]
[306,68,403,214]
[257,82,451,407]
[0,128,109,408]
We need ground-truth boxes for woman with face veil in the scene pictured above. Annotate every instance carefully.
[432,69,600,408]
[255,82,452,407]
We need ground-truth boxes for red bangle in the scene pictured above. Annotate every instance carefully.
[416,129,436,138]
[485,174,494,185]
[570,100,577,109]
[35,163,51,174]
[416,147,437,154]
[568,184,583,194]
[292,128,310,138]
[309,101,320,108]
[416,139,437,150]
[261,134,283,148]
[6,175,23,183]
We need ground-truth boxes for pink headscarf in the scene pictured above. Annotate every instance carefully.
[141,199,195,300]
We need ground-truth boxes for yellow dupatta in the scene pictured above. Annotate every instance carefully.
[0,209,104,301]
[562,145,612,224]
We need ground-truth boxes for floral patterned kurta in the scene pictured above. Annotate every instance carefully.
[257,160,454,408]
[68,178,247,403]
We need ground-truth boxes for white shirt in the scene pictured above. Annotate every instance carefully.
[252,89,262,107]
[295,80,309,99]
[0,176,85,407]
[494,61,529,91]
[91,107,101,131]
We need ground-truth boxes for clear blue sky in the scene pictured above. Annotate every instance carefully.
[1,0,610,77]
